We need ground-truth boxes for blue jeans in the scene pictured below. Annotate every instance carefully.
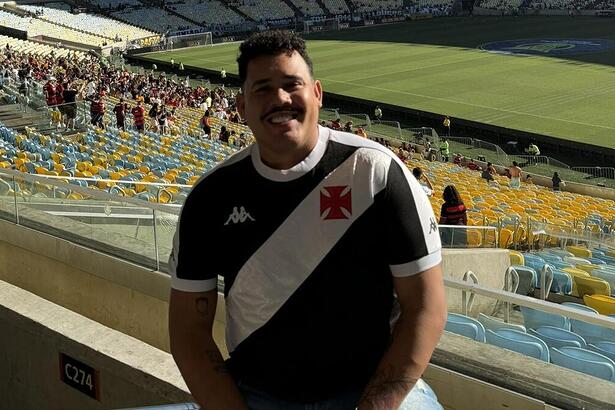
[238,379,443,410]
[238,383,361,410]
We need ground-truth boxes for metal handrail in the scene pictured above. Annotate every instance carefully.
[445,277,615,330]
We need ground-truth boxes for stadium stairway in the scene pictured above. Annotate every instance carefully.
[314,0,334,16]
[217,0,256,22]
[282,0,304,17]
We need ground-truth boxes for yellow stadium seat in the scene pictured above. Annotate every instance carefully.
[499,228,513,249]
[574,276,611,298]
[509,251,524,266]
[467,229,482,248]
[575,264,602,275]
[583,294,615,315]
[567,246,592,258]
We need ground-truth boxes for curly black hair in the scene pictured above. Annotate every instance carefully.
[237,30,313,86]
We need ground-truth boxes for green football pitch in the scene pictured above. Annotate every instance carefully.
[138,16,615,149]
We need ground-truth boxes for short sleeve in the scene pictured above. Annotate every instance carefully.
[168,186,217,292]
[383,160,442,277]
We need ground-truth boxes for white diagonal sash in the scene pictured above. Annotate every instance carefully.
[225,148,391,351]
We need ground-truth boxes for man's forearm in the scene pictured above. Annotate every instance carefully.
[357,307,446,410]
[171,334,247,410]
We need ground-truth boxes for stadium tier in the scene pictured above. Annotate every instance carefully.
[231,0,296,22]
[321,0,351,14]
[111,6,198,32]
[17,4,157,42]
[477,0,524,10]
[290,0,328,16]
[169,0,246,29]
[0,35,87,60]
[0,9,113,47]
[351,0,404,12]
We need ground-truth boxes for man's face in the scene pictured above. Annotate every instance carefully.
[237,51,322,165]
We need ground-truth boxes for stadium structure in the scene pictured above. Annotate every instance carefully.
[0,0,615,409]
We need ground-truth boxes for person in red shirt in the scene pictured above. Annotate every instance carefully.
[44,77,57,107]
[90,92,105,129]
[439,185,468,247]
[131,99,145,132]
[113,98,129,130]
[55,80,65,128]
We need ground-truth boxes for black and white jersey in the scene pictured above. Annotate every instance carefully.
[169,126,441,402]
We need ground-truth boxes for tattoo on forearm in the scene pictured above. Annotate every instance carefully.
[195,297,209,316]
[205,349,229,374]
[359,365,418,409]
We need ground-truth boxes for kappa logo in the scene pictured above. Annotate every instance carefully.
[320,186,352,220]
[428,217,438,234]
[224,206,255,225]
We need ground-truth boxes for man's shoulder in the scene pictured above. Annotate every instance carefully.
[324,127,397,163]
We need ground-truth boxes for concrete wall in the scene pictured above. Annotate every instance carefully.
[0,279,193,410]
[0,216,508,354]
[441,249,510,316]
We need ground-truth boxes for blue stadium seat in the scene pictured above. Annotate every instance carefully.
[445,313,486,342]
[485,329,550,362]
[521,306,570,330]
[561,302,599,314]
[509,265,536,295]
[528,326,586,349]
[570,319,615,345]
[550,347,615,382]
[589,342,615,362]
[551,270,573,294]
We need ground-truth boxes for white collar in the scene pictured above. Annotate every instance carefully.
[251,126,329,182]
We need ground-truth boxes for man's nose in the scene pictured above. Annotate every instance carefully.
[273,87,292,105]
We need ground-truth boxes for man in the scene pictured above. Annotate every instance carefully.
[412,167,434,197]
[90,91,105,129]
[131,98,145,132]
[374,105,382,121]
[44,77,58,125]
[439,138,449,162]
[169,30,446,410]
[509,161,522,189]
[221,67,226,83]
[443,115,451,136]
[113,97,129,130]
[62,81,82,131]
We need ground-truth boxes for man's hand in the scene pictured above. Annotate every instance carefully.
[357,264,447,410]
[169,289,247,410]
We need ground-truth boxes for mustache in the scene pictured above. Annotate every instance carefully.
[261,105,304,120]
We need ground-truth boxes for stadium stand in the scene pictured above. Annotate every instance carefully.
[169,0,246,29]
[0,9,113,47]
[526,0,615,8]
[0,35,87,60]
[351,0,404,13]
[17,4,157,41]
[90,0,143,9]
[111,6,198,32]
[321,0,351,14]
[477,0,524,10]
[230,0,296,23]
[290,0,328,16]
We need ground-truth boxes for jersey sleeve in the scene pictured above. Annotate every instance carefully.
[383,159,442,277]
[168,185,218,292]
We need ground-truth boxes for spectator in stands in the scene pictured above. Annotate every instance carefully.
[413,167,434,197]
[525,174,533,184]
[62,81,82,131]
[552,172,563,191]
[148,102,159,132]
[526,141,540,156]
[158,105,169,134]
[467,158,479,170]
[487,162,497,176]
[168,29,445,410]
[218,125,230,143]
[55,79,66,129]
[131,99,145,132]
[443,115,451,136]
[481,167,495,183]
[452,153,462,166]
[113,97,129,130]
[330,118,342,130]
[439,184,467,247]
[356,126,367,138]
[90,91,106,129]
[44,76,58,113]
[509,161,522,189]
[374,105,382,120]
[200,109,212,136]
[344,120,353,133]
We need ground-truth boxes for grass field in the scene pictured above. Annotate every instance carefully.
[139,16,615,149]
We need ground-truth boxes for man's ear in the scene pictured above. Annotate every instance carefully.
[314,79,323,108]
[236,92,245,118]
